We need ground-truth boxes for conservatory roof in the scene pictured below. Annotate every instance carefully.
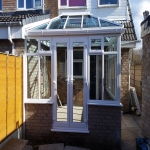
[33,13,122,30]
[26,12,125,37]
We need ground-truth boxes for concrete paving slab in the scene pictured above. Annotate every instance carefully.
[38,143,64,150]
[121,129,135,141]
[22,145,33,150]
[1,138,28,150]
[121,140,136,150]
[64,146,90,150]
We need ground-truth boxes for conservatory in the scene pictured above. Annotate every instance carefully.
[24,12,124,132]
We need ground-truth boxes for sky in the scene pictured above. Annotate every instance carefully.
[129,0,150,49]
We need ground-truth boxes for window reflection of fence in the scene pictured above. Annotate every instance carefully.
[0,53,23,143]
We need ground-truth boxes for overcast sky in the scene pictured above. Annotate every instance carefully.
[129,0,150,49]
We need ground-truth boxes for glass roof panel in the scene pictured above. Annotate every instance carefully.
[100,19,120,27]
[49,16,67,29]
[33,23,48,30]
[66,16,82,29]
[83,15,99,28]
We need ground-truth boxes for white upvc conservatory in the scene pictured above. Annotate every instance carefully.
[24,12,124,132]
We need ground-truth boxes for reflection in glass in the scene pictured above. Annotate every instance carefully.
[49,16,67,29]
[40,56,51,99]
[83,15,99,28]
[73,43,84,122]
[66,16,82,29]
[91,39,101,50]
[104,55,117,100]
[100,0,118,5]
[89,55,102,100]
[100,20,120,27]
[27,56,38,98]
[104,36,117,51]
[40,40,50,51]
[56,43,67,122]
[27,39,38,53]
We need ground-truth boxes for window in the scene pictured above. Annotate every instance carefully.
[60,0,86,7]
[18,0,42,9]
[99,0,118,6]
[0,0,2,10]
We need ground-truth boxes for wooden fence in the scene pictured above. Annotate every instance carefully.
[130,65,142,99]
[0,53,23,143]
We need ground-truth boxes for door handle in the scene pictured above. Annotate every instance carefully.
[65,76,69,84]
[85,81,88,86]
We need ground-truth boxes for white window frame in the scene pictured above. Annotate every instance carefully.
[58,0,87,9]
[24,38,53,104]
[98,0,119,8]
[89,36,104,54]
[17,0,42,10]
[88,35,121,106]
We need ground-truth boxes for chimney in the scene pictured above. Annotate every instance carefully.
[143,11,149,20]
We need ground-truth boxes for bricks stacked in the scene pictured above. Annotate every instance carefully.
[142,33,150,139]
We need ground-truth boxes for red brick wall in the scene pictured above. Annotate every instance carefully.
[121,48,130,112]
[25,104,121,150]
[142,33,150,138]
[2,0,16,12]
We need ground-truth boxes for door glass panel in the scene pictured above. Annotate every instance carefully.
[104,55,117,100]
[27,56,38,98]
[73,43,84,122]
[40,56,51,99]
[91,39,101,50]
[89,55,102,100]
[56,43,67,121]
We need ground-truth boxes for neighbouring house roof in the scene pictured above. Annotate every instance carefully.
[116,20,137,41]
[141,15,150,38]
[0,10,50,26]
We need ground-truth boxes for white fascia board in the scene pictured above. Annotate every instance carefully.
[121,40,141,48]
[60,12,91,16]
[26,27,125,37]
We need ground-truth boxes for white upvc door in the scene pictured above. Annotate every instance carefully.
[69,37,88,128]
[52,37,88,130]
[52,37,70,128]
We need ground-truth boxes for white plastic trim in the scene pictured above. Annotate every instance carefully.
[24,99,53,104]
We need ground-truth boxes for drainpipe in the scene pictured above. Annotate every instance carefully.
[42,0,45,14]
[8,24,15,55]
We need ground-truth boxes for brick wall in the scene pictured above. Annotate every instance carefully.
[141,33,150,138]
[121,48,130,112]
[14,39,25,56]
[2,0,16,12]
[0,40,12,54]
[25,104,121,150]
[44,0,58,18]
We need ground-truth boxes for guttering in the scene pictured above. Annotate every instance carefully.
[121,40,141,45]
[7,24,15,55]
[26,27,125,37]
[0,21,22,26]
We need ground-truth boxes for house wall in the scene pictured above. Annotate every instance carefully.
[0,40,12,54]
[25,104,121,150]
[141,33,150,138]
[121,48,130,113]
[59,0,127,20]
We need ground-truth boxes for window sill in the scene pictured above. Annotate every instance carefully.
[24,99,53,104]
[51,128,89,133]
[59,6,87,10]
[16,8,42,11]
[88,101,122,107]
[98,4,119,8]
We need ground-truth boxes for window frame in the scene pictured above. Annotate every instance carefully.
[98,0,119,8]
[17,0,42,10]
[58,0,87,9]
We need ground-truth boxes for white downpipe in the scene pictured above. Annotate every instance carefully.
[8,24,15,55]
[42,0,45,14]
